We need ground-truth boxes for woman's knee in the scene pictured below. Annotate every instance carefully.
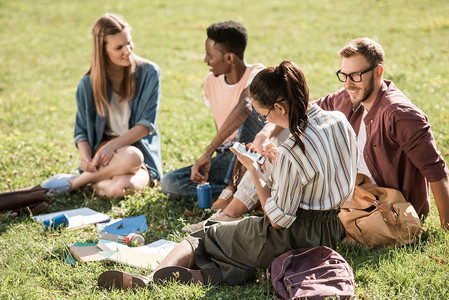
[115,146,144,172]
[103,173,149,198]
[92,180,120,198]
[128,169,150,191]
[95,181,127,198]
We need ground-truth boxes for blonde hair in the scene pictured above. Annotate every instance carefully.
[88,13,137,117]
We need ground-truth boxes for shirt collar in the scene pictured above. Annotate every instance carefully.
[308,103,321,119]
[364,79,389,123]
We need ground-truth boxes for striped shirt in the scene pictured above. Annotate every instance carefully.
[265,104,358,228]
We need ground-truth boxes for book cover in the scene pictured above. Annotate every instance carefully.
[97,215,148,236]
[68,242,105,262]
[34,207,110,229]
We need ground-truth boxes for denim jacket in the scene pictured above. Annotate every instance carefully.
[74,60,162,180]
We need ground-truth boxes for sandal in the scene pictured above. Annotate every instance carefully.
[211,186,234,210]
[153,266,222,285]
[97,270,151,290]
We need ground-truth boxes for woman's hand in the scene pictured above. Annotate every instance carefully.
[80,156,96,172]
[251,131,270,154]
[76,140,96,172]
[263,142,277,164]
[92,144,115,169]
[252,142,278,173]
[230,143,261,172]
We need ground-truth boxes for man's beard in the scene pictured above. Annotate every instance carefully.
[348,76,375,105]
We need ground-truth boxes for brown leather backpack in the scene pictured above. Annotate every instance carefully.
[0,185,51,215]
[339,174,423,249]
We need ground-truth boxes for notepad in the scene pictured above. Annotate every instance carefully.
[34,207,110,229]
[96,215,148,236]
[68,242,105,262]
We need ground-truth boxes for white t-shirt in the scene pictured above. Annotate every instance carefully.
[357,108,375,183]
[104,91,130,137]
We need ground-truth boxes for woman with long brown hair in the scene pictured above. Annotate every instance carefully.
[42,13,162,197]
[98,61,358,289]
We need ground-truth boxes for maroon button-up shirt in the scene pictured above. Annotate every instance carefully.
[315,80,448,216]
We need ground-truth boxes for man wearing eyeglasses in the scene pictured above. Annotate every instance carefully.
[183,37,449,231]
[316,37,449,229]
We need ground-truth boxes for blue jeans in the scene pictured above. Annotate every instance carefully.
[161,108,264,200]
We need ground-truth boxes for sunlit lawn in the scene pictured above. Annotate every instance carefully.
[1,0,449,298]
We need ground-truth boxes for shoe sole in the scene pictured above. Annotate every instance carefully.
[153,266,222,285]
[97,270,150,290]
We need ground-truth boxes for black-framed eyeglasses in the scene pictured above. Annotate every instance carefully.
[257,99,286,124]
[336,65,378,83]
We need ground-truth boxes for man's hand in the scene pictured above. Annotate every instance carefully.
[191,154,212,184]
[430,176,449,230]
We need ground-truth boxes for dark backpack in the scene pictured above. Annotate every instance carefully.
[269,246,355,300]
[0,185,51,215]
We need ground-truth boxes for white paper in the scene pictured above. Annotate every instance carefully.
[97,239,129,251]
[135,239,178,256]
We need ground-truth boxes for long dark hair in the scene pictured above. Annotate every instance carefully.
[249,61,309,152]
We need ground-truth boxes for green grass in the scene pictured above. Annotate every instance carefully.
[1,0,449,298]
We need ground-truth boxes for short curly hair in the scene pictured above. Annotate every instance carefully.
[207,20,247,60]
[339,38,385,66]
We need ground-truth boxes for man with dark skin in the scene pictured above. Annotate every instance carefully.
[196,37,449,231]
[161,21,264,203]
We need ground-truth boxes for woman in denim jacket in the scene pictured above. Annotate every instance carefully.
[42,13,162,198]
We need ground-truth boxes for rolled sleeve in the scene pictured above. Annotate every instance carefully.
[391,105,449,182]
[264,146,304,229]
[74,134,88,146]
[136,120,156,135]
[136,119,151,128]
[265,196,297,228]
